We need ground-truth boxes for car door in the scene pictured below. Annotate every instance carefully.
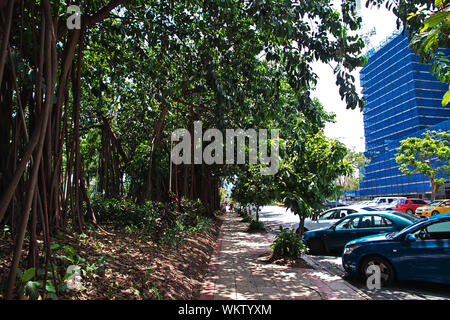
[317,209,351,229]
[440,200,450,214]
[411,199,425,212]
[399,219,450,283]
[309,209,338,230]
[327,216,361,250]
[350,215,393,239]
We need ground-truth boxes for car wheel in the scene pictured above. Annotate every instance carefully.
[406,209,413,215]
[431,211,439,216]
[308,238,325,255]
[360,256,395,287]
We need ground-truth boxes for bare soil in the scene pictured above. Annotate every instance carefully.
[0,218,222,300]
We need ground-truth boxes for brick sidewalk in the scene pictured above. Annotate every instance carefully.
[199,212,369,300]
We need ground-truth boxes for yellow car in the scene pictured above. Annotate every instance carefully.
[415,199,450,218]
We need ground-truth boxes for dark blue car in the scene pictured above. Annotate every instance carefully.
[303,211,419,255]
[342,213,450,286]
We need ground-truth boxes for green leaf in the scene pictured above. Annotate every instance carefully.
[22,267,35,283]
[64,245,75,256]
[421,12,449,32]
[435,0,445,8]
[442,88,450,106]
[50,243,62,251]
[46,280,56,293]
[47,292,59,300]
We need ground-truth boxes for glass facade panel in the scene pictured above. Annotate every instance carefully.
[360,34,450,198]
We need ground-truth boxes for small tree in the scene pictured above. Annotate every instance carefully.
[232,165,274,221]
[337,148,369,191]
[395,130,450,200]
[276,118,351,237]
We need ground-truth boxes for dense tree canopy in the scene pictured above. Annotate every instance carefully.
[0,0,368,299]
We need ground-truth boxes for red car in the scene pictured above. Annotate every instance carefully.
[395,198,429,214]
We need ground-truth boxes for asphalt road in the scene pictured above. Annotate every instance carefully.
[256,205,450,300]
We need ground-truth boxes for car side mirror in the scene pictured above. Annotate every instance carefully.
[404,234,416,242]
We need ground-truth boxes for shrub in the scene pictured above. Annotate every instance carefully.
[247,219,266,232]
[88,196,211,246]
[237,206,250,217]
[271,226,306,259]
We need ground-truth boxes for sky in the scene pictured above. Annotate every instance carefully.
[312,3,399,153]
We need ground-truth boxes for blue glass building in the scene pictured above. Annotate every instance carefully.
[360,33,450,199]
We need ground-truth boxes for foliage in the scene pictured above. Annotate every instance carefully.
[231,165,276,221]
[337,148,370,190]
[1,0,368,298]
[90,195,210,245]
[276,115,352,236]
[247,219,266,233]
[241,214,254,223]
[395,130,450,200]
[271,226,306,259]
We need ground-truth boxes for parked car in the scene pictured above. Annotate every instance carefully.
[303,211,419,255]
[342,212,450,286]
[324,200,348,208]
[415,199,450,218]
[295,206,379,233]
[377,199,401,211]
[366,197,401,207]
[395,198,429,215]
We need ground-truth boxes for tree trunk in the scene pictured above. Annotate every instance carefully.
[0,0,14,86]
[144,105,168,201]
[297,214,306,238]
[5,2,56,297]
[430,178,437,201]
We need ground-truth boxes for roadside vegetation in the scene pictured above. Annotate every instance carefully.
[1,0,447,299]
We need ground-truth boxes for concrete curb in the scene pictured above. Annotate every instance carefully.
[263,230,370,300]
[300,254,372,300]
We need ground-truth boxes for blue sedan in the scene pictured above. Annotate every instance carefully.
[303,211,419,255]
[342,213,450,286]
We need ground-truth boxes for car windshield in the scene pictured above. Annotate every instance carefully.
[319,210,335,220]
[427,201,441,206]
[391,211,421,223]
[392,218,428,239]
[398,199,407,204]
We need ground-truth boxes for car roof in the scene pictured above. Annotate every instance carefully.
[428,199,450,203]
[326,205,373,210]
[343,211,418,222]
[345,211,393,217]
[393,211,450,239]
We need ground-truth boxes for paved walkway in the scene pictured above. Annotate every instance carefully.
[199,212,369,300]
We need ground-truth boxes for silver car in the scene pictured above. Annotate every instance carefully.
[295,205,379,233]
